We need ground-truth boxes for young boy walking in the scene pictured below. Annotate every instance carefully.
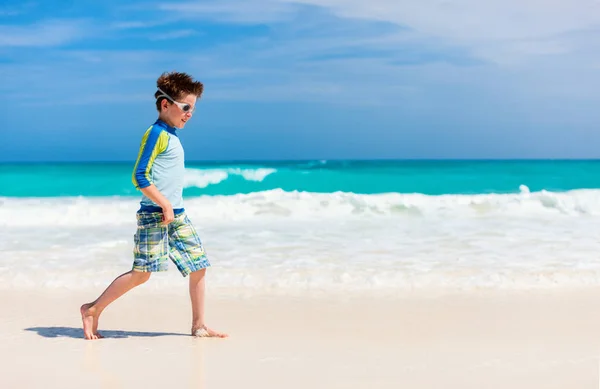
[80,71,227,340]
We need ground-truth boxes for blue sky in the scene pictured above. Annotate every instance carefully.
[2,0,600,161]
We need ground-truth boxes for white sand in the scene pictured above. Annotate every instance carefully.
[2,288,600,388]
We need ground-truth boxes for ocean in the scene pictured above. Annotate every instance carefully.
[2,159,600,296]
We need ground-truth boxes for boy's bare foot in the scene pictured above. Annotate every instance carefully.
[80,303,102,340]
[192,325,228,338]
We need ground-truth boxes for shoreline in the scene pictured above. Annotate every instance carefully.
[2,288,600,388]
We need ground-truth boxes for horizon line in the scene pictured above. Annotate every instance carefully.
[2,157,600,164]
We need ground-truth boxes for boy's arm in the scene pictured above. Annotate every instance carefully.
[131,128,174,224]
[140,184,174,224]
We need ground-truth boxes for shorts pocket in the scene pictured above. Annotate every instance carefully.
[133,226,168,261]
[136,212,164,229]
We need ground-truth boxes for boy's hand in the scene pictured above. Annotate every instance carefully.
[162,204,175,225]
[139,184,174,225]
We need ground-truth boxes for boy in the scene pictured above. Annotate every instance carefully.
[80,71,227,340]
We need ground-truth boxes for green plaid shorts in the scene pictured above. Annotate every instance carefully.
[132,211,211,276]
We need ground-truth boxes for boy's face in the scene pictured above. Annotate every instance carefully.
[161,93,197,129]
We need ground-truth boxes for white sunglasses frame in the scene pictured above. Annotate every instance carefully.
[156,87,195,113]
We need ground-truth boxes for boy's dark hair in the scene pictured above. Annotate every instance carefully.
[154,71,204,111]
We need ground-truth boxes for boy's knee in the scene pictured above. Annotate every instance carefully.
[132,271,151,285]
[189,268,207,280]
[192,268,207,276]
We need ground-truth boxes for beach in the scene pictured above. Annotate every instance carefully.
[1,287,599,388]
[3,161,600,388]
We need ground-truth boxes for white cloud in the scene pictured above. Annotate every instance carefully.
[155,0,600,107]
[110,20,173,30]
[159,0,600,65]
[149,29,198,40]
[285,0,600,41]
[279,0,600,64]
[0,20,86,47]
[111,21,154,29]
[158,0,297,23]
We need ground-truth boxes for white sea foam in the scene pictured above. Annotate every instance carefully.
[1,187,600,295]
[183,167,276,188]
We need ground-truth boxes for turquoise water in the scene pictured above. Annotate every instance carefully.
[2,160,600,197]
[4,159,600,293]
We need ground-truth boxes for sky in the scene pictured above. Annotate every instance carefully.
[2,0,600,161]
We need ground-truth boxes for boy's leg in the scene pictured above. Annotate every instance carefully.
[168,213,227,338]
[189,269,227,337]
[80,212,169,340]
[80,270,150,340]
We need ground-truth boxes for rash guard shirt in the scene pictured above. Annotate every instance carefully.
[132,119,185,214]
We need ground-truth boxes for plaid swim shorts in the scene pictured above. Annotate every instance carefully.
[132,211,211,276]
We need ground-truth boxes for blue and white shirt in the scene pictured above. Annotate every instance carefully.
[131,119,185,214]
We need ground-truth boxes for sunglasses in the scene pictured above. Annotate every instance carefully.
[156,87,195,113]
